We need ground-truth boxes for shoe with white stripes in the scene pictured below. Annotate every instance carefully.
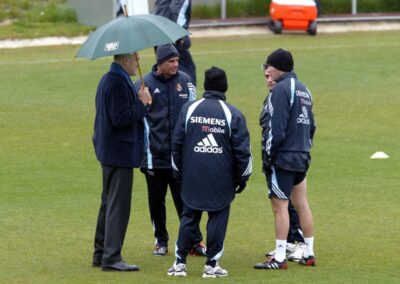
[254,258,288,270]
[202,263,228,278]
[167,262,187,277]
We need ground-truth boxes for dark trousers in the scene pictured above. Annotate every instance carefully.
[176,204,230,267]
[288,200,304,243]
[175,37,196,86]
[93,164,133,265]
[145,169,202,247]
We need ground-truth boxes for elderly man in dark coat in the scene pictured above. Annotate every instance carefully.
[92,52,151,271]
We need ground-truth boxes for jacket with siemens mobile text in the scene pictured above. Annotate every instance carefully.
[172,91,252,211]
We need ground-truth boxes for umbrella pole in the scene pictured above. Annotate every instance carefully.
[135,53,145,89]
[123,3,150,104]
[123,5,128,16]
[123,5,144,87]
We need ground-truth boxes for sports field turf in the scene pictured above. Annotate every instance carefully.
[1,30,400,283]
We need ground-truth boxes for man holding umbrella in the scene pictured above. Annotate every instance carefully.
[75,10,192,271]
[92,52,151,271]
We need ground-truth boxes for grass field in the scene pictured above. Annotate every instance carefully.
[1,30,400,283]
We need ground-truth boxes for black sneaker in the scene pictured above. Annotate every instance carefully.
[189,242,206,256]
[153,244,168,256]
[254,258,288,270]
[299,255,316,266]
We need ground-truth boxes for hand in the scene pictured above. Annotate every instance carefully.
[262,155,274,172]
[175,36,191,49]
[172,170,182,183]
[138,86,152,105]
[235,181,246,194]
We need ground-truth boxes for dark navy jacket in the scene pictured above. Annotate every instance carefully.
[134,65,196,169]
[172,91,252,211]
[154,0,197,85]
[154,0,191,29]
[93,63,146,168]
[260,72,316,172]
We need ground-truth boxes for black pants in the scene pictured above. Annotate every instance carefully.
[175,37,196,86]
[176,204,230,267]
[145,168,202,247]
[288,200,304,243]
[93,164,133,265]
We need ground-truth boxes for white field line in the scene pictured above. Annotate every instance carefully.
[0,41,399,66]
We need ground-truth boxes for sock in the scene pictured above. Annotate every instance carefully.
[275,239,287,262]
[304,237,314,257]
[206,260,216,267]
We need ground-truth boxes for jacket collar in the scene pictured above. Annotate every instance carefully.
[203,90,226,101]
[151,64,178,83]
[109,62,135,93]
[276,71,297,83]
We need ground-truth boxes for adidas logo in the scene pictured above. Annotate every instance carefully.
[154,88,161,94]
[297,106,310,125]
[194,134,223,154]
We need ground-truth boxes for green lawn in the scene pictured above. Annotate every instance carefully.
[1,30,400,283]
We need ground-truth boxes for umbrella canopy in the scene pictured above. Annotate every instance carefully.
[76,14,189,60]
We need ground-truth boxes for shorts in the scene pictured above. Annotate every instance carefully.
[266,166,306,200]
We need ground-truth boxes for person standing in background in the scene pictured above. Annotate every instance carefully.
[154,0,197,85]
[255,49,316,270]
[262,65,306,262]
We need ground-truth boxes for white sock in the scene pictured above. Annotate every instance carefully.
[304,237,314,257]
[275,239,287,262]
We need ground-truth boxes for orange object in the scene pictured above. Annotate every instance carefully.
[269,0,318,35]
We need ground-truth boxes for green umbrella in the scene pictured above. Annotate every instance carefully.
[76,14,189,60]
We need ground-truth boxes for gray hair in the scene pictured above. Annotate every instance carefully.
[113,53,133,61]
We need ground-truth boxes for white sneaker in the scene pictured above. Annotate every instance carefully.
[286,242,296,255]
[202,263,228,278]
[167,261,187,277]
[265,248,276,257]
[265,242,296,257]
[287,242,306,262]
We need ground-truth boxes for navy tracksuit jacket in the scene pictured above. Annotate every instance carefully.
[172,90,252,264]
[135,65,196,170]
[172,90,252,211]
[260,71,316,173]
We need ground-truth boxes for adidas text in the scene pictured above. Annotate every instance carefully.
[297,117,310,124]
[194,145,223,154]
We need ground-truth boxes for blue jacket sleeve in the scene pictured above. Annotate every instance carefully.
[106,82,145,128]
[171,104,187,179]
[268,85,290,157]
[231,110,252,183]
